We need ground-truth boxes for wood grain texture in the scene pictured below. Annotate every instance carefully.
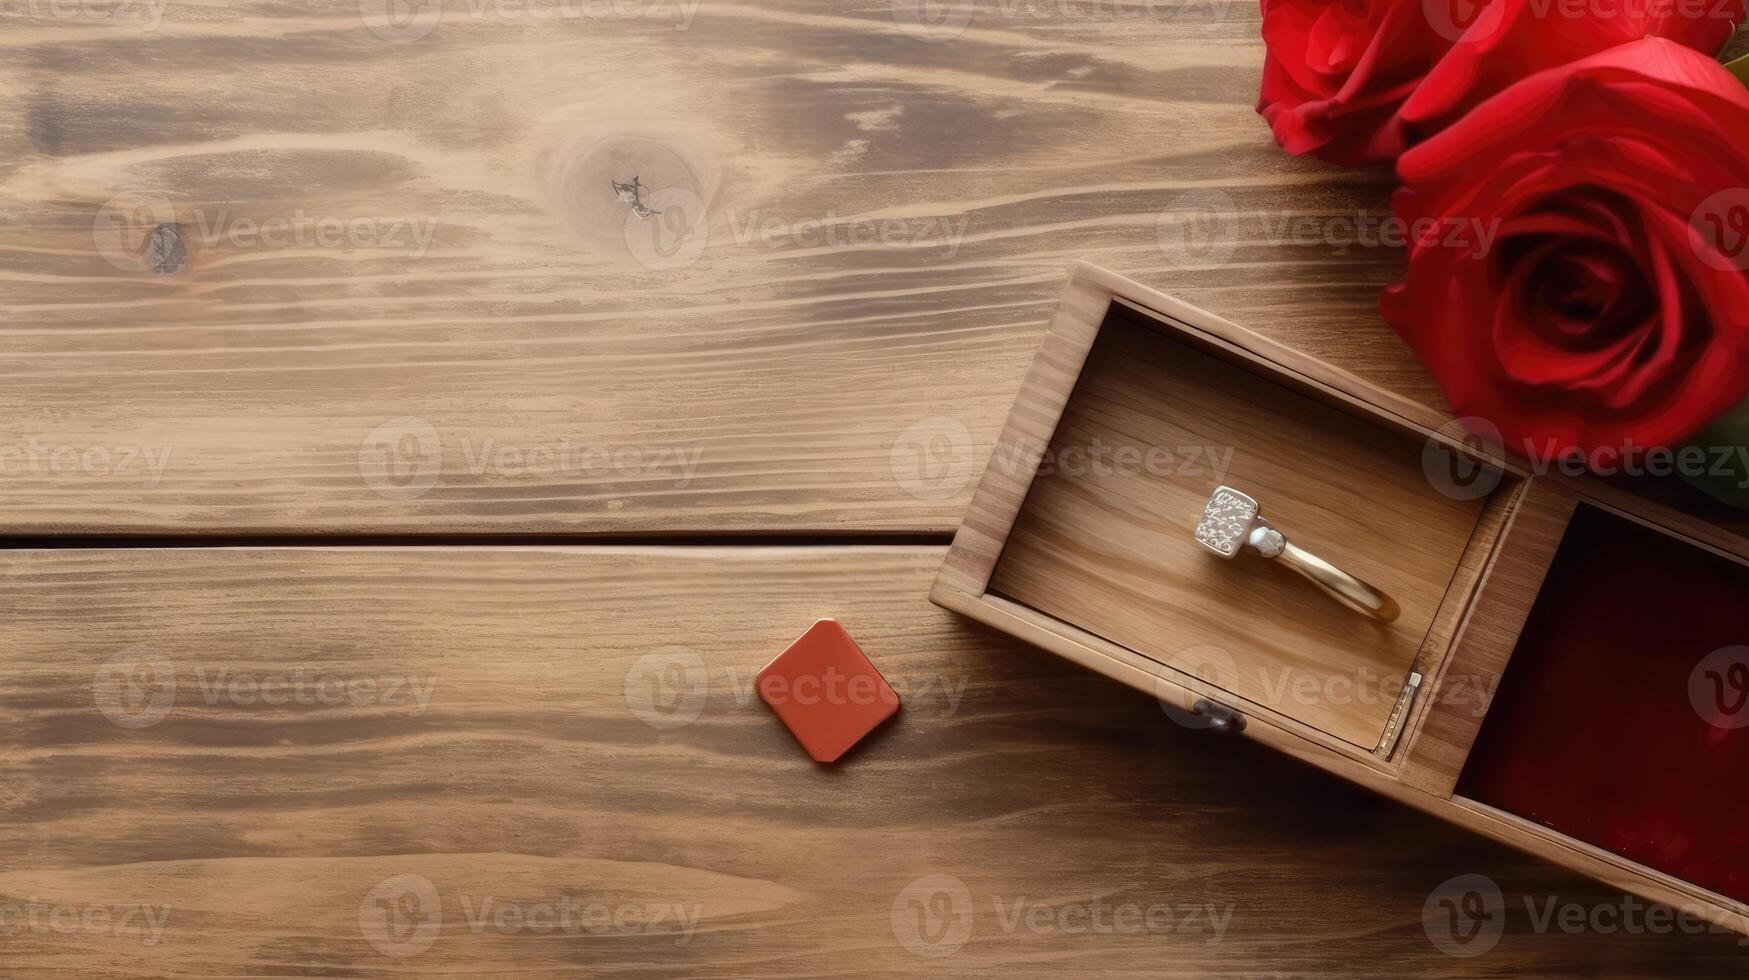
[0,0,1435,534]
[986,307,1489,749]
[1401,482,1578,798]
[2,546,1747,978]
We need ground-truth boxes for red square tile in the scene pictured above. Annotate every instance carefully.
[757,619,900,763]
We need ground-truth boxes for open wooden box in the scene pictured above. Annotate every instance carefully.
[931,263,1749,934]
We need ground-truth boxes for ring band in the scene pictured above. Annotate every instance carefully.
[1193,485,1400,623]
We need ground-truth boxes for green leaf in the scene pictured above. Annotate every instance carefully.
[1680,395,1749,509]
[1730,53,1749,89]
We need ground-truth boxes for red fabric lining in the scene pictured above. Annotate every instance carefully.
[1456,505,1749,902]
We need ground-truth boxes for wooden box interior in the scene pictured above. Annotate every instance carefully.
[1455,503,1749,904]
[985,302,1519,753]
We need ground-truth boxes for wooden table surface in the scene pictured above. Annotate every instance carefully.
[1,0,1434,535]
[4,2,1744,977]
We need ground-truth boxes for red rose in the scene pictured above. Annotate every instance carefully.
[1381,38,1749,458]
[1401,0,1743,138]
[1258,0,1743,166]
[1258,0,1461,165]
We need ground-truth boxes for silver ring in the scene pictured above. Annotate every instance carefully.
[1193,485,1400,623]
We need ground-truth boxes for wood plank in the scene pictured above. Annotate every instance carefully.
[0,1,1432,534]
[2,546,1746,976]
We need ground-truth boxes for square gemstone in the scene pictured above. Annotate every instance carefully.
[1194,486,1258,558]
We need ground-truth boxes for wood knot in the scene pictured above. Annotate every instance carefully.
[144,224,187,275]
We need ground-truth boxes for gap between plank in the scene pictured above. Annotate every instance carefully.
[0,531,955,550]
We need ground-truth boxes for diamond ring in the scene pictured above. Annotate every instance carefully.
[1194,485,1400,623]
